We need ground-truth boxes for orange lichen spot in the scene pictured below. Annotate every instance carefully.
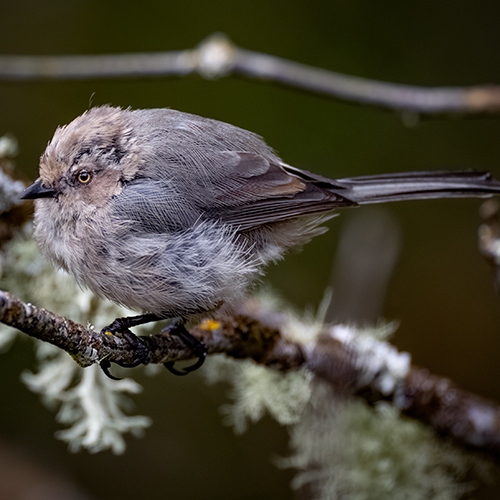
[200,319,220,330]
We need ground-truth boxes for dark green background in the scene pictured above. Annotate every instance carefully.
[1,1,500,498]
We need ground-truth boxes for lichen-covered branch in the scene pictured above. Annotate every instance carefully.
[1,33,500,115]
[0,289,305,369]
[1,288,500,459]
[403,366,500,455]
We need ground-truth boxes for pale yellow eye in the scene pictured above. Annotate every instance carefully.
[77,170,92,184]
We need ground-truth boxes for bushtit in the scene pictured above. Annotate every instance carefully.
[21,106,500,375]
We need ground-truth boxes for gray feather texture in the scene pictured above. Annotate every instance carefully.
[25,105,500,319]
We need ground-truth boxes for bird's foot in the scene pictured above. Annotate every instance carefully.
[99,317,151,379]
[162,322,207,376]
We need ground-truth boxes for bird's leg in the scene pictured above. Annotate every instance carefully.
[163,320,207,376]
[101,313,163,334]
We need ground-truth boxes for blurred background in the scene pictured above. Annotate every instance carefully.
[1,0,500,498]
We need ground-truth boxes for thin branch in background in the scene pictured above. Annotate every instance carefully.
[1,33,500,116]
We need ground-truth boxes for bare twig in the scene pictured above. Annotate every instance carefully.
[0,51,195,80]
[1,288,500,459]
[1,33,500,115]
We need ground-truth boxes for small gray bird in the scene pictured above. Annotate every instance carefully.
[21,106,500,375]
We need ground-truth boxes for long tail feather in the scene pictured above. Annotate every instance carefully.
[332,171,500,204]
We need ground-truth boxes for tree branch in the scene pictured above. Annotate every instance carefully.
[2,288,500,459]
[1,33,500,116]
[0,290,305,369]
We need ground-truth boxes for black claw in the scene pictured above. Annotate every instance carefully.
[99,316,152,378]
[164,361,190,376]
[164,351,207,376]
[116,331,149,368]
[100,360,123,380]
[162,322,208,376]
[185,351,207,372]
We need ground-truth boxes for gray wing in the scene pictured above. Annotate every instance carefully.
[111,178,200,233]
[130,109,356,231]
[116,151,355,234]
[195,152,357,230]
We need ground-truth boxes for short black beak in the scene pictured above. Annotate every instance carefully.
[20,179,57,200]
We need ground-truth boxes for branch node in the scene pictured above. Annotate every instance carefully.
[196,33,237,79]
